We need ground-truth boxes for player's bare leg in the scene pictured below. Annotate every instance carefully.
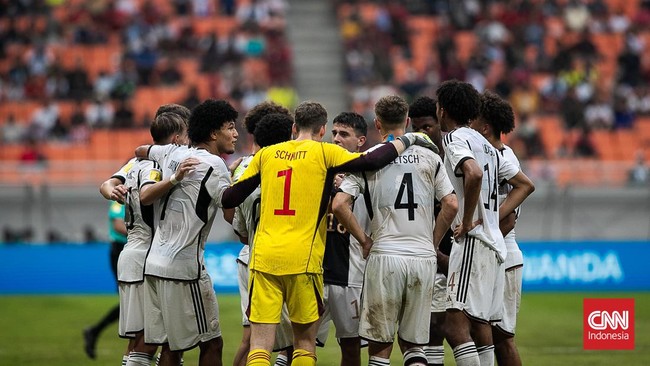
[198,336,223,366]
[125,331,157,365]
[291,321,318,366]
[470,321,494,366]
[247,323,277,366]
[368,341,392,366]
[339,337,361,366]
[157,344,182,366]
[234,326,251,366]
[444,310,479,366]
[492,327,521,366]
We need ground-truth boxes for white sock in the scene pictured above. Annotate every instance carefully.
[369,355,390,366]
[452,342,479,366]
[273,353,289,366]
[122,355,128,366]
[403,347,427,366]
[126,352,154,366]
[424,345,444,365]
[476,345,495,366]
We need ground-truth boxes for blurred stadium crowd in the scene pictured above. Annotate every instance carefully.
[0,0,649,185]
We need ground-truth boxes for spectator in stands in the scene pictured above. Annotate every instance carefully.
[613,90,635,129]
[510,80,540,117]
[94,70,116,100]
[574,126,598,157]
[152,56,182,85]
[560,87,586,130]
[584,90,614,129]
[1,113,26,143]
[628,151,649,185]
[265,32,292,84]
[86,96,115,128]
[66,58,92,100]
[181,85,201,111]
[617,39,642,87]
[236,0,271,28]
[69,100,91,142]
[25,41,54,77]
[111,59,138,99]
[113,99,135,128]
[29,97,60,140]
[512,113,545,159]
[267,80,298,110]
[19,138,47,166]
[50,115,70,141]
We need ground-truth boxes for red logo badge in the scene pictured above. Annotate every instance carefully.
[583,298,634,350]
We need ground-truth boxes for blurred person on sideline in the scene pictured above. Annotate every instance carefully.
[83,200,127,360]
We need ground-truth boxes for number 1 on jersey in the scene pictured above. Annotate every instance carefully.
[274,168,296,216]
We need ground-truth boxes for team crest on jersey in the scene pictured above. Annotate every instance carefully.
[483,144,495,156]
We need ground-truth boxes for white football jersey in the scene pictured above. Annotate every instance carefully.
[442,127,519,261]
[232,155,257,266]
[117,158,162,282]
[339,144,454,256]
[497,144,523,268]
[145,144,232,280]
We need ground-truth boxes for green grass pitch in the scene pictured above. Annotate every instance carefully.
[0,292,647,365]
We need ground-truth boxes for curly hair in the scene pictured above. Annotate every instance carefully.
[479,90,515,137]
[435,80,480,126]
[244,101,290,135]
[408,96,437,119]
[333,111,367,137]
[294,101,327,133]
[151,112,186,144]
[188,99,238,144]
[254,113,294,148]
[374,95,409,126]
[155,103,191,125]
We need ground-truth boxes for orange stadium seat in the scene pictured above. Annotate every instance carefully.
[454,31,476,64]
[536,115,563,157]
[192,16,238,37]
[0,101,40,124]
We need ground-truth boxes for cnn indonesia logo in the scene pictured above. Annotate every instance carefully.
[583,298,635,350]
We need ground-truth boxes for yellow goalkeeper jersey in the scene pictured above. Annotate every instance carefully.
[237,139,362,275]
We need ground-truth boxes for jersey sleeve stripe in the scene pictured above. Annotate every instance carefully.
[361,171,374,220]
[195,167,214,223]
[453,156,473,177]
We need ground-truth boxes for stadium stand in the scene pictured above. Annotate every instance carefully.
[0,0,295,185]
[333,0,650,187]
[1,0,649,188]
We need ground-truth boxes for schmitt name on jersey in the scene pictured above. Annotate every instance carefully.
[275,150,307,161]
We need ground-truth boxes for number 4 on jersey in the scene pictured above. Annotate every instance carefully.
[394,173,418,221]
